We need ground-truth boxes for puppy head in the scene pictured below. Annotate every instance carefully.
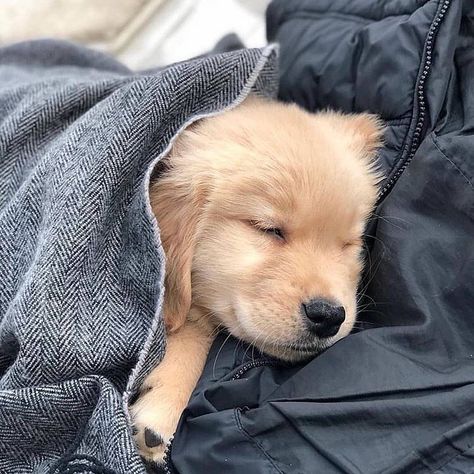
[151,98,383,361]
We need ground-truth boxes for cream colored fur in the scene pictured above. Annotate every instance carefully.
[131,97,384,464]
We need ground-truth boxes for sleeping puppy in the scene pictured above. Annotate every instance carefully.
[131,97,383,464]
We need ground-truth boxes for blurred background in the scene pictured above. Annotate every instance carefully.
[0,0,271,69]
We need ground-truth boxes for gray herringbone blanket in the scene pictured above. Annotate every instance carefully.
[0,40,278,473]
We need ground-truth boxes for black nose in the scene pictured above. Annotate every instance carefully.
[302,299,345,338]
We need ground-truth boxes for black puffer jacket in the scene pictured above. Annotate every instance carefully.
[169,1,474,472]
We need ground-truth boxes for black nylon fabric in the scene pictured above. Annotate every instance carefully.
[169,1,474,473]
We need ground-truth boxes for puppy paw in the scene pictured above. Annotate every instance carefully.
[130,386,183,467]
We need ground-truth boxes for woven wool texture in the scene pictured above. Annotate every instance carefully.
[0,40,278,473]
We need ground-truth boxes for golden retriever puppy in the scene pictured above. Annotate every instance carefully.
[131,97,383,465]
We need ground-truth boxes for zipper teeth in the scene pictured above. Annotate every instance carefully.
[231,359,275,380]
[378,0,450,202]
[162,436,174,474]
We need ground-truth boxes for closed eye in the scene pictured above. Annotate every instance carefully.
[261,227,285,240]
[248,221,286,241]
[342,238,362,250]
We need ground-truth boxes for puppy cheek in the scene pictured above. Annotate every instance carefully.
[341,256,364,298]
[234,293,303,345]
[246,282,304,337]
[223,233,272,292]
[330,266,360,338]
[339,296,357,338]
[193,227,268,308]
[347,251,364,281]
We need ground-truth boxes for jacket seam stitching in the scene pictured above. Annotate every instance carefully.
[430,133,473,188]
[234,408,284,474]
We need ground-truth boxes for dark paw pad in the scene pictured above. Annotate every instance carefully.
[144,428,164,448]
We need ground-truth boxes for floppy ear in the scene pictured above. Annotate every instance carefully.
[344,113,385,157]
[324,111,385,158]
[149,146,206,333]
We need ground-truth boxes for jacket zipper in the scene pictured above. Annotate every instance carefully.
[161,358,275,473]
[230,358,276,380]
[378,0,451,202]
[162,437,175,474]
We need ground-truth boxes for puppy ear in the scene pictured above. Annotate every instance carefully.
[345,113,385,156]
[149,151,205,333]
[324,112,385,157]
